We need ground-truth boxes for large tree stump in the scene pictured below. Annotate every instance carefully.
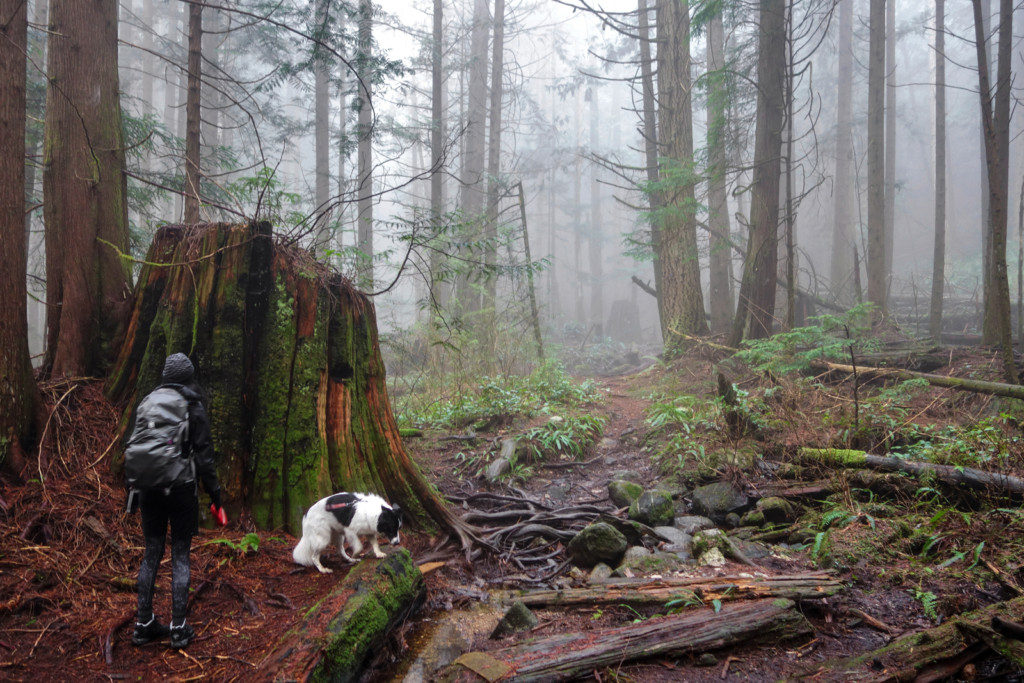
[106,222,471,541]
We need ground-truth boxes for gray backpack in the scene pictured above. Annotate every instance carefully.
[125,386,194,490]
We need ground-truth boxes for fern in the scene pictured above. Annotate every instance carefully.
[914,589,940,622]
[821,508,854,530]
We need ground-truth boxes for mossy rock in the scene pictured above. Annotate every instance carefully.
[567,523,628,568]
[628,491,674,527]
[616,549,686,576]
[740,510,766,527]
[608,479,643,508]
[692,528,727,558]
[756,496,796,524]
[490,601,538,639]
[690,482,749,524]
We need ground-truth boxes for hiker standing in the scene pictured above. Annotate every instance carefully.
[125,353,224,649]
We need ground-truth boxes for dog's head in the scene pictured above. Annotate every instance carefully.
[377,503,402,545]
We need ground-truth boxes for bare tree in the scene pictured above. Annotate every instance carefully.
[184,1,203,224]
[883,0,896,297]
[866,0,886,314]
[313,0,332,255]
[928,0,946,339]
[429,0,447,309]
[483,0,506,339]
[356,0,374,288]
[706,8,732,333]
[589,85,604,335]
[830,0,855,302]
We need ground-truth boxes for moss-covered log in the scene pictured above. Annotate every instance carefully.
[259,549,425,682]
[448,598,810,682]
[106,222,474,543]
[798,596,1024,681]
[820,361,1024,401]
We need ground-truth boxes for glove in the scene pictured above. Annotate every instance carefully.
[209,488,222,510]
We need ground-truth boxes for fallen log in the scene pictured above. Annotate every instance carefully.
[796,447,1024,499]
[449,598,811,682]
[258,549,424,682]
[819,361,1024,401]
[503,572,843,609]
[798,596,1024,681]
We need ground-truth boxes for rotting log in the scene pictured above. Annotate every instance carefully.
[819,361,1024,401]
[797,596,1024,681]
[504,572,843,608]
[796,447,1024,499]
[105,223,477,546]
[448,598,810,682]
[258,549,425,682]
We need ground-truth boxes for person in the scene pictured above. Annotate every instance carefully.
[130,353,223,649]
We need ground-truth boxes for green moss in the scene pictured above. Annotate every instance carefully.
[798,447,867,468]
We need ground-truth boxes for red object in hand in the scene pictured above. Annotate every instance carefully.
[210,504,228,526]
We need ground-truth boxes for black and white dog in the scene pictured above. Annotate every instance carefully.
[292,493,402,573]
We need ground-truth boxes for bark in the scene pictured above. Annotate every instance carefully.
[637,0,663,328]
[0,0,39,470]
[356,0,374,289]
[830,0,855,302]
[482,0,505,343]
[866,0,886,313]
[183,2,202,224]
[883,0,896,297]
[707,10,732,334]
[799,595,1024,681]
[973,0,1017,382]
[979,0,992,328]
[797,446,1024,498]
[312,0,331,256]
[517,182,544,360]
[783,0,796,329]
[454,598,811,681]
[588,86,604,335]
[43,0,131,377]
[730,0,786,345]
[507,572,843,608]
[429,0,447,310]
[820,361,1024,401]
[655,0,708,351]
[929,0,946,339]
[259,550,425,680]
[456,0,490,311]
[105,223,476,547]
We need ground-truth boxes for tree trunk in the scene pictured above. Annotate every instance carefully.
[588,85,604,336]
[883,0,896,299]
[830,0,855,303]
[800,595,1024,681]
[707,9,732,334]
[637,0,664,330]
[105,223,476,547]
[482,0,505,347]
[356,0,374,289]
[979,0,992,332]
[43,0,131,378]
[655,0,708,352]
[866,0,886,314]
[183,2,202,224]
[820,360,1024,401]
[783,0,796,330]
[730,0,786,345]
[929,0,946,339]
[0,0,39,471]
[456,0,490,312]
[312,0,331,256]
[429,0,447,311]
[453,598,811,681]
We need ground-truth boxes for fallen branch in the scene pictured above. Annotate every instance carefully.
[819,361,1024,401]
[503,572,844,609]
[104,612,134,667]
[451,598,811,681]
[796,448,1024,499]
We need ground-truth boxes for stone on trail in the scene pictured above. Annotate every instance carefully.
[690,482,749,524]
[628,491,674,527]
[567,522,628,568]
[698,547,727,567]
[490,601,538,639]
[589,563,614,583]
[616,549,688,576]
[608,479,643,508]
[674,515,716,535]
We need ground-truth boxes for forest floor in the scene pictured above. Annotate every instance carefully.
[2,341,1024,681]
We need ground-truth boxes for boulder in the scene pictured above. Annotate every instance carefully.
[491,601,538,639]
[690,482,749,524]
[617,548,687,576]
[567,523,628,568]
[698,547,727,567]
[628,491,674,527]
[673,515,715,535]
[724,513,741,529]
[756,496,796,523]
[653,526,690,546]
[589,563,614,583]
[740,509,766,527]
[655,527,694,560]
[608,479,643,508]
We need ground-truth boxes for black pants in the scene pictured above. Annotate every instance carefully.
[137,484,197,623]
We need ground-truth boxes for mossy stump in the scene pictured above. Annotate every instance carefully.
[106,222,467,537]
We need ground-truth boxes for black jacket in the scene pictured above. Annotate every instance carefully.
[156,383,220,498]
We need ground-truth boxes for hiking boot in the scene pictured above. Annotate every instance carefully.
[169,620,194,649]
[132,616,170,646]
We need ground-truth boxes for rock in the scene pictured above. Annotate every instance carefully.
[617,549,687,576]
[401,613,478,682]
[491,601,538,639]
[731,539,770,560]
[756,496,796,523]
[589,563,614,583]
[698,547,726,567]
[610,469,642,483]
[653,526,690,546]
[724,513,741,529]
[692,528,727,558]
[690,482,749,524]
[697,653,719,667]
[567,523,628,568]
[674,515,715,535]
[787,529,816,545]
[608,479,643,508]
[484,456,510,482]
[597,437,618,451]
[628,491,674,527]
[740,510,766,527]
[546,481,570,502]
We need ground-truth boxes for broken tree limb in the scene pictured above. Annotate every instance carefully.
[796,447,1024,499]
[258,549,425,681]
[452,598,810,682]
[503,572,844,608]
[798,596,1024,681]
[819,360,1024,401]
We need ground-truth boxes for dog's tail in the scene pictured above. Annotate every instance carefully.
[292,533,315,567]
